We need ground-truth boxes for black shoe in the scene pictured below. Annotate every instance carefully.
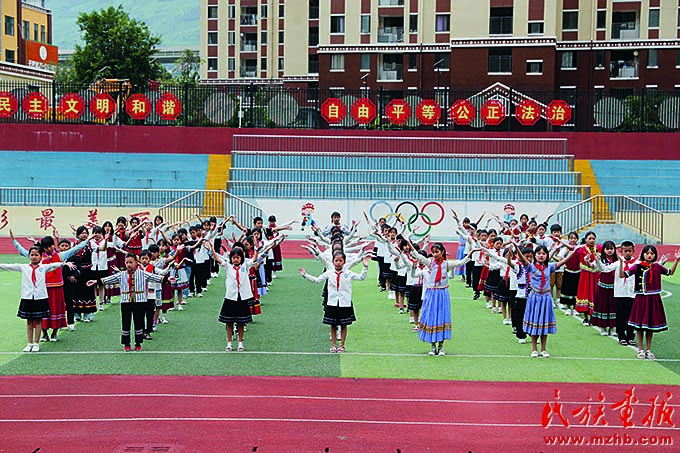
[379,287,387,292]
[473,293,480,300]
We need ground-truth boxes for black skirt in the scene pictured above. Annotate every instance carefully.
[379,259,392,280]
[218,296,253,324]
[18,298,50,320]
[495,279,516,304]
[389,274,408,293]
[484,269,501,293]
[323,304,356,326]
[407,286,423,311]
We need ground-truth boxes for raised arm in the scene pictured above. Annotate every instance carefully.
[554,248,577,269]
[58,235,92,261]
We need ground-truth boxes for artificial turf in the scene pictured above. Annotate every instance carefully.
[0,254,679,385]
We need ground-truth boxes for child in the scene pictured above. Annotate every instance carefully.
[88,252,167,351]
[559,232,580,316]
[139,250,172,340]
[406,248,428,330]
[614,242,637,346]
[485,236,503,313]
[548,224,566,307]
[72,226,98,323]
[169,234,189,310]
[575,231,601,325]
[471,229,488,300]
[410,242,475,356]
[89,226,109,310]
[591,240,618,335]
[511,247,533,344]
[620,245,680,360]
[515,244,575,358]
[0,247,76,352]
[299,252,370,353]
[486,245,518,325]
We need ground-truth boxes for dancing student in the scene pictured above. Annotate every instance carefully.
[548,224,567,307]
[89,226,109,310]
[471,229,488,301]
[620,245,680,360]
[514,244,576,358]
[113,216,129,269]
[384,226,399,300]
[454,217,471,282]
[407,249,429,331]
[72,226,98,323]
[190,228,211,298]
[388,239,412,314]
[11,229,89,340]
[242,236,263,316]
[511,247,532,344]
[0,248,76,352]
[157,239,175,324]
[409,242,476,356]
[591,240,618,336]
[575,231,601,325]
[88,252,167,351]
[605,241,637,346]
[252,229,269,297]
[124,217,143,256]
[485,244,518,326]
[102,220,124,304]
[138,249,172,340]
[299,252,370,353]
[484,236,503,313]
[374,223,391,292]
[60,240,79,331]
[264,215,295,282]
[169,234,190,310]
[559,232,580,316]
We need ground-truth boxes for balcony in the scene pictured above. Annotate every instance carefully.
[610,61,638,79]
[379,0,404,5]
[240,42,258,52]
[240,67,258,78]
[378,27,404,43]
[378,63,403,81]
[309,6,319,19]
[611,23,639,39]
[240,14,258,26]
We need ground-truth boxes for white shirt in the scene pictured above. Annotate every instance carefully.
[193,241,210,264]
[488,254,520,291]
[303,265,368,307]
[0,262,63,299]
[598,259,637,299]
[89,239,108,271]
[220,257,263,301]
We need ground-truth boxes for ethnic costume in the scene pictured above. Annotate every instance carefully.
[523,263,557,336]
[559,251,581,309]
[73,241,97,315]
[575,244,601,316]
[624,262,671,332]
[591,260,617,329]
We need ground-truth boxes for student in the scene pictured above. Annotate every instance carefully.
[88,252,167,351]
[157,239,175,323]
[264,215,294,282]
[575,231,601,325]
[407,249,429,331]
[410,242,475,356]
[0,247,76,352]
[486,245,518,326]
[471,229,488,301]
[559,232,580,316]
[548,224,566,306]
[299,252,370,353]
[620,245,680,360]
[169,234,190,310]
[103,220,123,303]
[484,236,503,313]
[591,240,618,336]
[89,226,109,310]
[515,244,576,358]
[60,240,80,331]
[139,250,172,340]
[72,226,98,323]
[148,243,174,329]
[511,247,533,344]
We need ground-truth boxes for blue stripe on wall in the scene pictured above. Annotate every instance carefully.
[590,160,680,196]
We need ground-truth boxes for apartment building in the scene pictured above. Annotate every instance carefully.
[200,0,680,94]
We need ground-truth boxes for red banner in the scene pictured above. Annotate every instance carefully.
[515,100,541,126]
[415,99,441,125]
[320,98,347,124]
[449,100,475,126]
[0,92,18,118]
[546,100,572,126]
[481,99,506,126]
[22,92,49,119]
[350,98,377,125]
[156,93,182,121]
[58,93,85,120]
[126,94,152,120]
[385,99,411,125]
[90,93,116,120]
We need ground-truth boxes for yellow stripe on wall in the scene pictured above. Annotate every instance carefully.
[574,159,610,221]
[203,154,232,216]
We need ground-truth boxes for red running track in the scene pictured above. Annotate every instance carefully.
[0,376,678,452]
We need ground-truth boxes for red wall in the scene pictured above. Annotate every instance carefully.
[0,123,677,160]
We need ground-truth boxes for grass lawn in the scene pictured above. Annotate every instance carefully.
[1,254,679,385]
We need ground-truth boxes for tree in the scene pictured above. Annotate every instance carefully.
[173,49,202,85]
[71,5,163,88]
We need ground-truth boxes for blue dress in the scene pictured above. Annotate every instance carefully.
[523,263,557,335]
[418,259,464,343]
[454,236,466,276]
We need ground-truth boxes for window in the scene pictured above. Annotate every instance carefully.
[228,32,235,45]
[208,6,218,19]
[649,9,660,28]
[330,54,344,71]
[595,50,605,69]
[490,7,513,35]
[561,51,576,69]
[261,5,268,19]
[261,31,267,45]
[278,57,284,71]
[308,54,319,73]
[279,31,284,43]
[309,0,319,20]
[331,16,345,34]
[309,27,319,46]
[261,57,267,71]
[228,5,236,19]
[228,58,235,71]
[308,82,319,101]
[207,58,218,71]
[361,15,370,34]
[33,23,38,41]
[5,49,15,63]
[563,11,578,30]
[361,54,370,71]
[435,14,450,32]
[596,10,606,29]
[208,32,218,45]
[528,22,544,35]
[648,48,658,68]
[488,48,512,73]
[434,53,450,71]
[408,54,417,70]
[677,49,680,67]
[22,20,28,40]
[5,16,14,36]
[42,24,49,43]
[278,5,284,18]
[559,87,577,107]
[409,14,417,33]
[526,60,543,74]
[612,11,638,39]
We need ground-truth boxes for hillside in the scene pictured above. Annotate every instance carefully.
[50,0,198,50]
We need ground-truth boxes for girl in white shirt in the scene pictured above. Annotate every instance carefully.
[299,252,370,353]
[0,246,75,352]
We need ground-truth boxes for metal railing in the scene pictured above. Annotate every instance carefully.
[627,196,680,213]
[158,190,262,225]
[554,195,663,242]
[378,27,404,43]
[0,187,198,207]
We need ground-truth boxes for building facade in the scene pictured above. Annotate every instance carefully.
[0,0,54,82]
[200,0,680,95]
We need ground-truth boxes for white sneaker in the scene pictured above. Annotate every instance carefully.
[31,344,40,352]
[68,324,76,331]
[272,274,278,279]
[428,345,437,356]
[198,293,203,298]
[437,348,446,356]
[388,291,396,300]
[517,338,527,344]
[176,304,183,311]
[503,318,511,325]
[485,302,492,309]
[188,292,194,298]
[600,329,609,336]
[22,344,33,352]
[564,309,571,316]
[160,317,168,324]
[98,304,104,311]
[206,279,211,286]
[408,317,415,324]
[211,272,218,278]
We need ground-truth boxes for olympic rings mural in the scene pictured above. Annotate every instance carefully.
[369,201,445,237]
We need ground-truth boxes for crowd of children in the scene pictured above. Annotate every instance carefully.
[4,207,679,360]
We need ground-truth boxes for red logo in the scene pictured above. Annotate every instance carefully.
[415,99,441,125]
[59,93,85,120]
[126,94,152,120]
[546,100,572,126]
[23,92,49,119]
[481,99,506,126]
[449,100,475,126]
[90,93,116,120]
[156,93,182,121]
[0,92,18,118]
[320,98,347,124]
[385,99,411,125]
[515,100,541,126]
[350,98,377,125]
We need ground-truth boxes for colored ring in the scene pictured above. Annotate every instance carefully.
[385,212,407,224]
[420,201,445,226]
[369,200,393,224]
[407,212,432,237]
[395,201,419,225]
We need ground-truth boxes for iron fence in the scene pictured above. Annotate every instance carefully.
[0,80,678,132]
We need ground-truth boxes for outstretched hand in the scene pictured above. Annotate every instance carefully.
[85,279,97,287]
[65,262,77,270]
[298,267,306,276]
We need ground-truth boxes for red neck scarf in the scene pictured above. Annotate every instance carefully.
[639,261,653,284]
[586,244,597,262]
[623,258,634,280]
[504,265,511,286]
[336,271,342,290]
[30,263,39,287]
[535,263,547,290]
[234,265,241,291]
[434,257,444,284]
